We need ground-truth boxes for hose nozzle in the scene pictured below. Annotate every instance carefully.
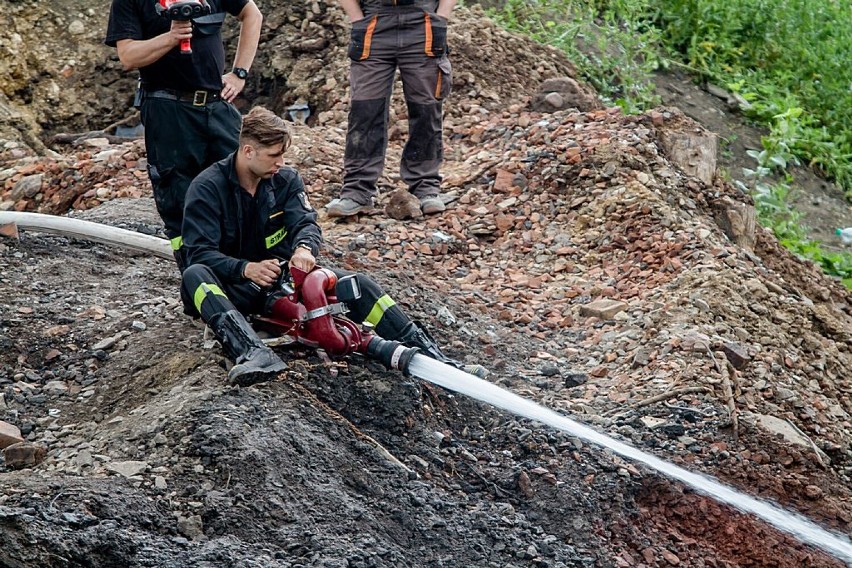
[365,337,418,376]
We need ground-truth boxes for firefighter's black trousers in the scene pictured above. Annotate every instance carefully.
[141,95,241,266]
[181,264,412,340]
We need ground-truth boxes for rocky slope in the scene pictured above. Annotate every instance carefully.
[1,2,851,567]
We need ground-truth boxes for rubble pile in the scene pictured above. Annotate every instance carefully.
[1,2,851,566]
[1,139,147,213]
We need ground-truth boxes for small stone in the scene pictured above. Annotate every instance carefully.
[11,174,43,200]
[722,342,751,370]
[543,92,564,108]
[176,515,205,541]
[662,424,685,438]
[385,188,422,220]
[661,549,680,565]
[92,336,117,351]
[517,470,534,498]
[68,20,86,35]
[75,450,94,468]
[563,373,588,387]
[0,421,25,449]
[4,442,47,469]
[579,299,629,320]
[540,364,559,377]
[106,460,148,478]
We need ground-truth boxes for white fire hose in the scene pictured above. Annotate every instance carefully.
[0,211,172,259]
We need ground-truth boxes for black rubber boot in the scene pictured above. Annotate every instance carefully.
[210,310,287,386]
[397,321,489,379]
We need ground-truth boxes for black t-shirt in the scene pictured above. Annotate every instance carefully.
[238,188,265,262]
[105,0,248,92]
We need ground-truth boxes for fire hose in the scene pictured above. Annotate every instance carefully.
[0,211,420,374]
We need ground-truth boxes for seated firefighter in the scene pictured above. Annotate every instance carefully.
[180,106,473,385]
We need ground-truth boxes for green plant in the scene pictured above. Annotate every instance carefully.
[652,0,852,199]
[719,134,737,159]
[483,0,852,286]
[486,0,662,112]
[739,112,852,287]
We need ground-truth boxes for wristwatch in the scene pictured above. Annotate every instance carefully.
[232,67,249,80]
[295,243,313,254]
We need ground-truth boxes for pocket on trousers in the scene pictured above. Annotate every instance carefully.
[348,15,377,61]
[426,14,448,58]
[436,57,453,100]
[147,163,177,212]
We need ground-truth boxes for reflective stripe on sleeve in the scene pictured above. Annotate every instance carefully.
[265,227,288,249]
[170,235,183,251]
[364,294,396,326]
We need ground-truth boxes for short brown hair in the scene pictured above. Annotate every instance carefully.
[240,106,291,148]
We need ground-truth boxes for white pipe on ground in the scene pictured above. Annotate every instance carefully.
[0,211,172,260]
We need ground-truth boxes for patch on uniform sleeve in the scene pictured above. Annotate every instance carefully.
[299,192,313,211]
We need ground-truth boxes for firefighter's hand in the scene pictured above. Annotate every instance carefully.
[289,247,316,273]
[244,259,281,288]
[168,20,193,46]
[221,73,245,103]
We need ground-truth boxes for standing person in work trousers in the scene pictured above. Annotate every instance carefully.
[326,0,455,218]
[105,0,262,270]
[181,106,484,385]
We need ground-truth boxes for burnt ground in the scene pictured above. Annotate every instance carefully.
[1,195,849,567]
[1,2,852,567]
[0,205,657,567]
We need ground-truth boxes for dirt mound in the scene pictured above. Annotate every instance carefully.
[1,2,852,567]
[3,102,852,565]
[0,2,587,141]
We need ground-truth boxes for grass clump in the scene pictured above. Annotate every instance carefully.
[739,109,852,288]
[652,0,852,199]
[484,0,662,113]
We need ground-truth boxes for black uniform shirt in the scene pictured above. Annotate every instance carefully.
[238,188,264,262]
[182,153,323,284]
[104,0,248,92]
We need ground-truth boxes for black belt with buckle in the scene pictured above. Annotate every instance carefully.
[145,89,222,106]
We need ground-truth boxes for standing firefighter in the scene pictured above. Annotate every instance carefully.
[327,0,455,218]
[105,0,262,270]
[182,107,477,385]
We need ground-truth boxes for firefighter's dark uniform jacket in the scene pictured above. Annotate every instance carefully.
[180,152,463,371]
[177,152,418,345]
[183,152,322,285]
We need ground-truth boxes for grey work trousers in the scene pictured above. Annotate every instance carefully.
[341,7,453,204]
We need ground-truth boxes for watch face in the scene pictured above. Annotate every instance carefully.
[234,68,248,79]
